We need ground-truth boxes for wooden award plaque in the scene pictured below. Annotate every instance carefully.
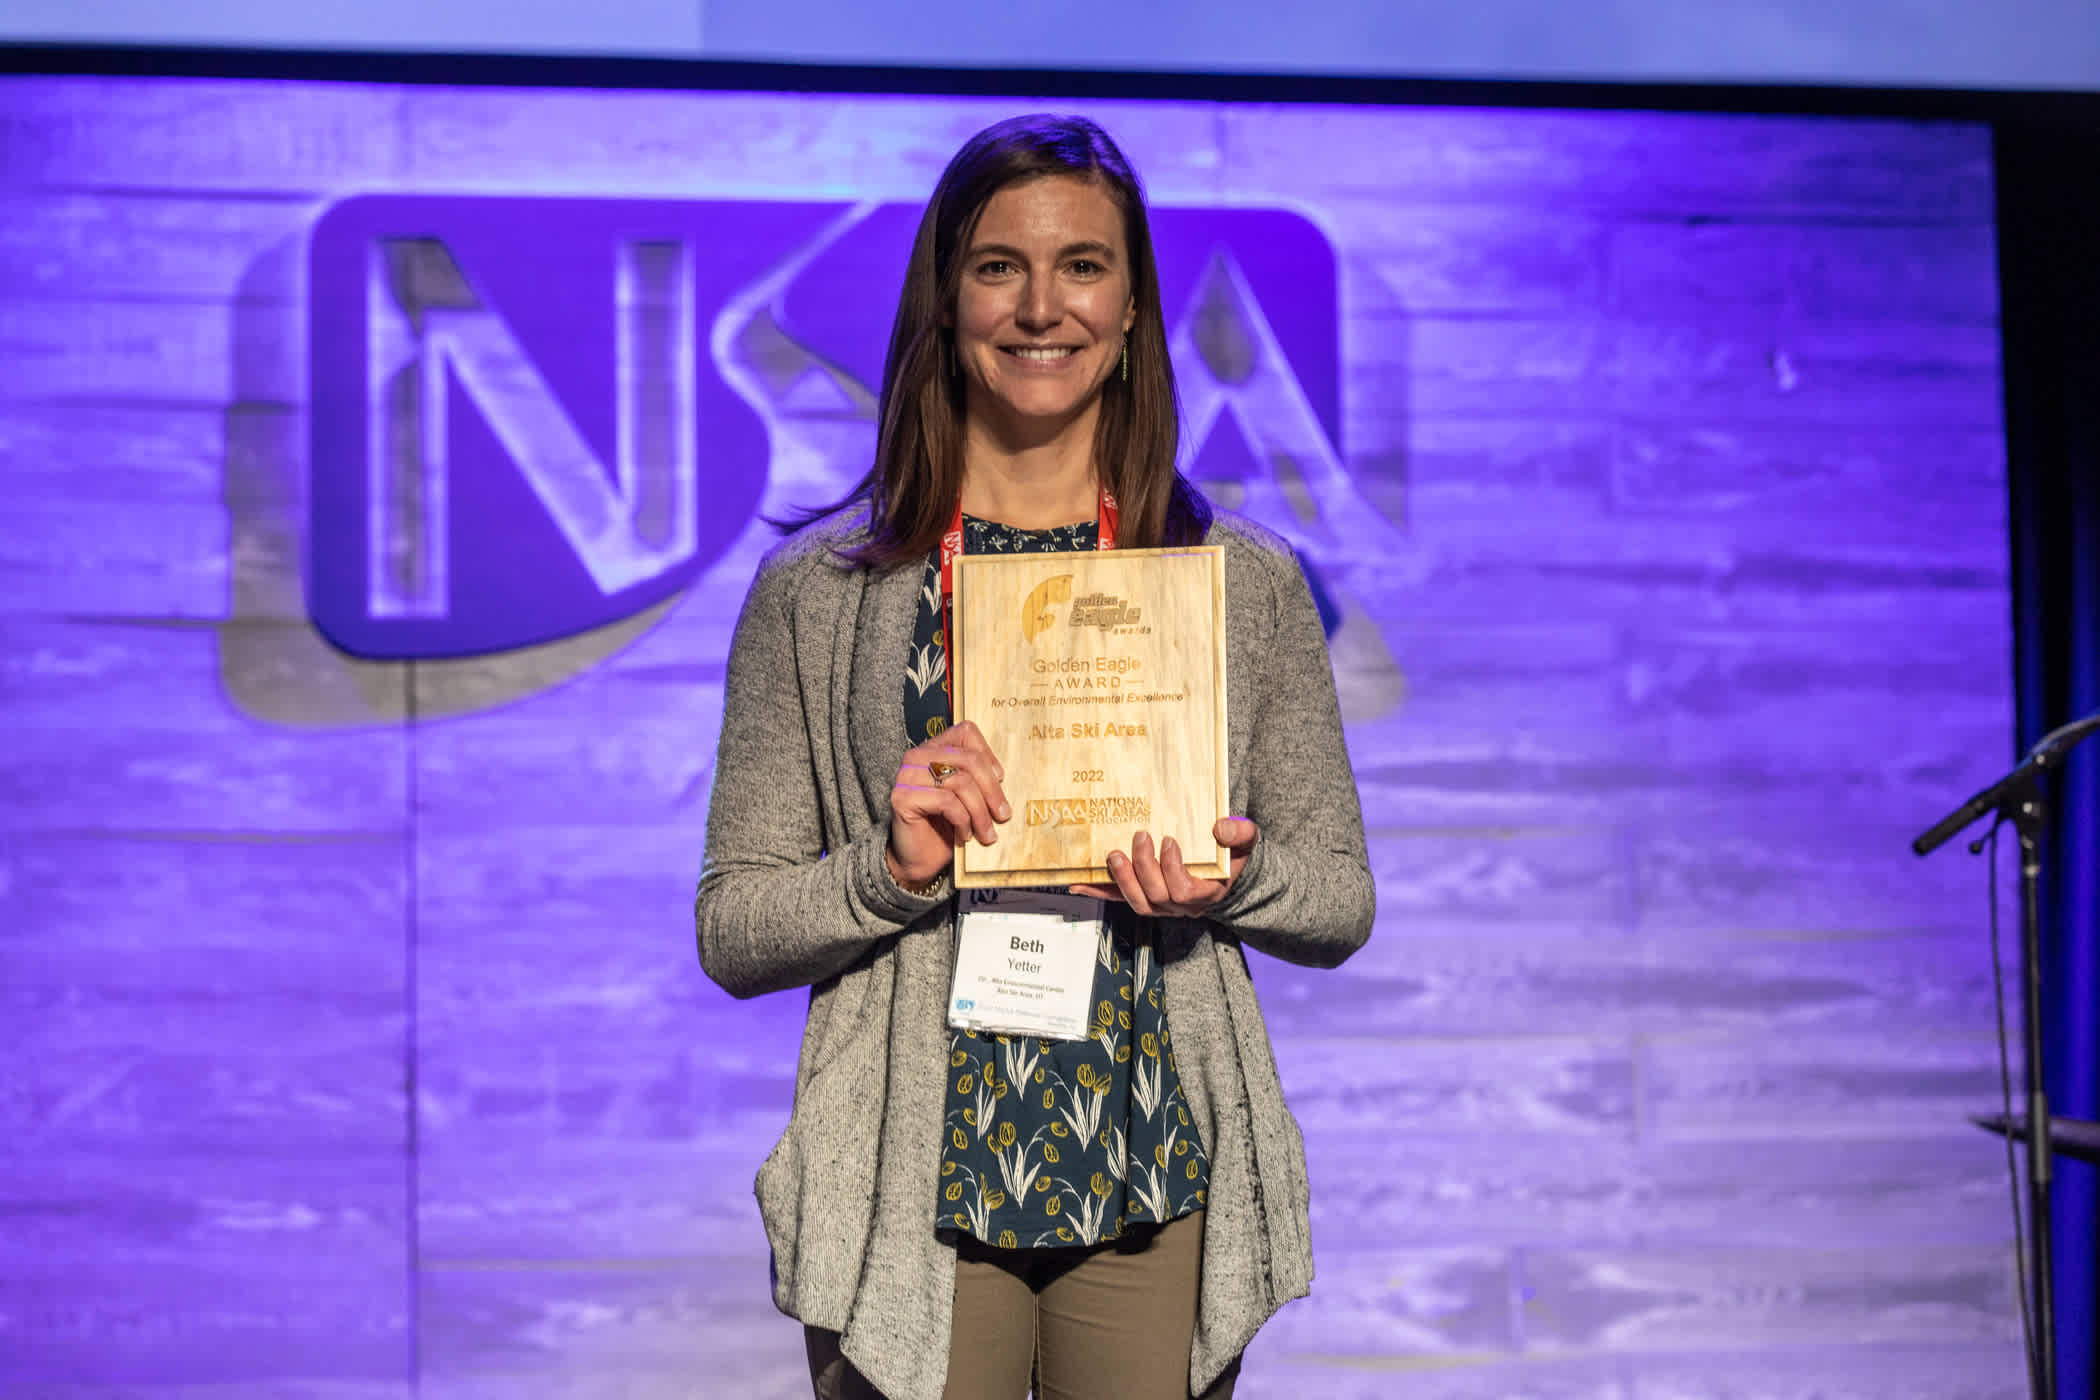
[949,545,1229,889]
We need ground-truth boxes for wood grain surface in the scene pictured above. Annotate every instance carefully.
[951,545,1228,885]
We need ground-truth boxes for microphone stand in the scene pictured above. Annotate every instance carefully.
[1913,710,2100,1400]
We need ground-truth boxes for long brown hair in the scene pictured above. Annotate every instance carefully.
[790,113,1210,565]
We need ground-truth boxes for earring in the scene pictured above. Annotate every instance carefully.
[1121,337,1129,383]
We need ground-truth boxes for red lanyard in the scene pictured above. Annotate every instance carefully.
[937,485,1119,695]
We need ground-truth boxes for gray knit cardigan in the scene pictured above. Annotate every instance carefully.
[694,508,1374,1400]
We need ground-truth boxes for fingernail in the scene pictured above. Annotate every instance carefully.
[1163,837,1179,859]
[996,802,1011,822]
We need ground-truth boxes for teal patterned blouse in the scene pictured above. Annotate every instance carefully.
[908,515,1212,1250]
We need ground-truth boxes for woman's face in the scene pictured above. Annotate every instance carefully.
[952,174,1137,445]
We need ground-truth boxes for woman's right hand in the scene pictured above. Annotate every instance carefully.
[887,720,1011,889]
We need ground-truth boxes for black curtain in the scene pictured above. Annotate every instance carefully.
[1994,97,2100,1399]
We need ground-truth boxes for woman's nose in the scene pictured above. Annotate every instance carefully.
[1015,276,1059,330]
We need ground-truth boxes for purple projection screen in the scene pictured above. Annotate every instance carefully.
[0,74,2022,1398]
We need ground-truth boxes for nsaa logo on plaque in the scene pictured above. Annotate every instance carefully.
[306,197,1339,661]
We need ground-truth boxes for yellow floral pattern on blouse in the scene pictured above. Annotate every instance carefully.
[908,516,1212,1248]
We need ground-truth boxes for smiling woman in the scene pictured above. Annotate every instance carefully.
[794,114,1210,570]
[696,114,1374,1400]
[951,175,1136,514]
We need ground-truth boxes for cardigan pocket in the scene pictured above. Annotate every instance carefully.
[795,946,881,1093]
[754,1112,805,1306]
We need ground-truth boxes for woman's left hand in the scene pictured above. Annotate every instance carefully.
[1070,817,1260,918]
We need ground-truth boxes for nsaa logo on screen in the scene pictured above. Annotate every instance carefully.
[307,196,1341,660]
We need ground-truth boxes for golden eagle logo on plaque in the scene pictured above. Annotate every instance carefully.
[1021,574,1075,643]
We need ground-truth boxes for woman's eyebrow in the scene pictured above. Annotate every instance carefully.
[966,239,1119,262]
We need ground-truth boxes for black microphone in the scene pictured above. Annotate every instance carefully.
[1912,710,2100,857]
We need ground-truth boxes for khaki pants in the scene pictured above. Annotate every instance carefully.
[805,1211,1239,1400]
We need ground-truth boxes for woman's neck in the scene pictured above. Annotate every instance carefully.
[957,432,1099,531]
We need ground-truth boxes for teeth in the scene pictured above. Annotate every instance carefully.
[1009,347,1076,361]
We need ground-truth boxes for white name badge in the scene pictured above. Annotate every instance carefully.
[947,889,1104,1041]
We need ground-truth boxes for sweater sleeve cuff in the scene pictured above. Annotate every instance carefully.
[1201,827,1270,926]
[853,833,954,924]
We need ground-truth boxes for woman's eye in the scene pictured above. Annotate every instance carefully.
[976,259,1015,278]
[1069,259,1102,276]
